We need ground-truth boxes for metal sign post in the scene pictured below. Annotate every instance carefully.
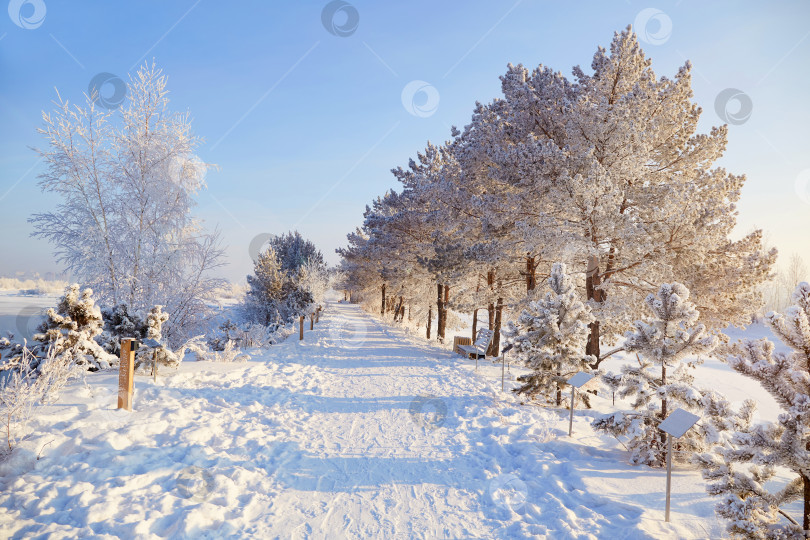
[566,372,595,436]
[501,344,513,392]
[142,338,161,382]
[658,408,700,522]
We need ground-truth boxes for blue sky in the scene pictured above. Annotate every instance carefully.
[1,0,809,282]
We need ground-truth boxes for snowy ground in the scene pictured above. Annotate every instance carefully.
[0,292,739,539]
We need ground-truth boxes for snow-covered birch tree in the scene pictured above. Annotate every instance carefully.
[31,63,225,345]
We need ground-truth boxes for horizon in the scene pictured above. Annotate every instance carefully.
[1,1,809,283]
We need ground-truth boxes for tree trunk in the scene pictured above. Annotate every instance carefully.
[381,284,386,316]
[660,362,667,448]
[487,270,495,330]
[472,309,478,341]
[488,297,503,357]
[394,296,404,322]
[426,306,432,339]
[804,471,810,533]
[586,256,605,367]
[556,364,562,406]
[437,285,449,341]
[436,284,444,341]
[526,255,537,292]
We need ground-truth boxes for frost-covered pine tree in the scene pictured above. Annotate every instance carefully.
[97,304,148,355]
[35,284,117,371]
[136,305,179,369]
[244,247,286,326]
[593,283,716,466]
[694,282,810,538]
[503,263,595,405]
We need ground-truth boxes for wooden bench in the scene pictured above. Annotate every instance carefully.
[457,328,494,360]
[452,336,472,355]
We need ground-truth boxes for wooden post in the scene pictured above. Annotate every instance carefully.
[310,313,314,330]
[117,338,135,411]
[299,316,304,340]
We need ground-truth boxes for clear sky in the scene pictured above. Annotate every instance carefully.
[1,0,808,283]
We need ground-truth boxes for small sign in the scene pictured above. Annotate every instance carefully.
[142,338,161,348]
[567,371,595,388]
[659,408,700,439]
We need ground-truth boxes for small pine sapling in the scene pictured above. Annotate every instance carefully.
[136,305,179,370]
[35,284,117,371]
[593,283,716,466]
[503,262,595,406]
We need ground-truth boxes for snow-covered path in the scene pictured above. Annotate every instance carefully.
[0,299,724,539]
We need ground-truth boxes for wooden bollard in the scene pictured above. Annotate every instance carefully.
[299,316,304,340]
[310,313,314,330]
[117,338,136,410]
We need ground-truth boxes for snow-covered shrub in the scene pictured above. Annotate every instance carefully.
[181,336,249,363]
[34,284,117,372]
[208,319,290,351]
[694,282,810,538]
[502,263,595,406]
[97,303,148,356]
[593,283,716,466]
[1,340,81,452]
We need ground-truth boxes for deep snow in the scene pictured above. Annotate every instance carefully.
[0,294,757,538]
